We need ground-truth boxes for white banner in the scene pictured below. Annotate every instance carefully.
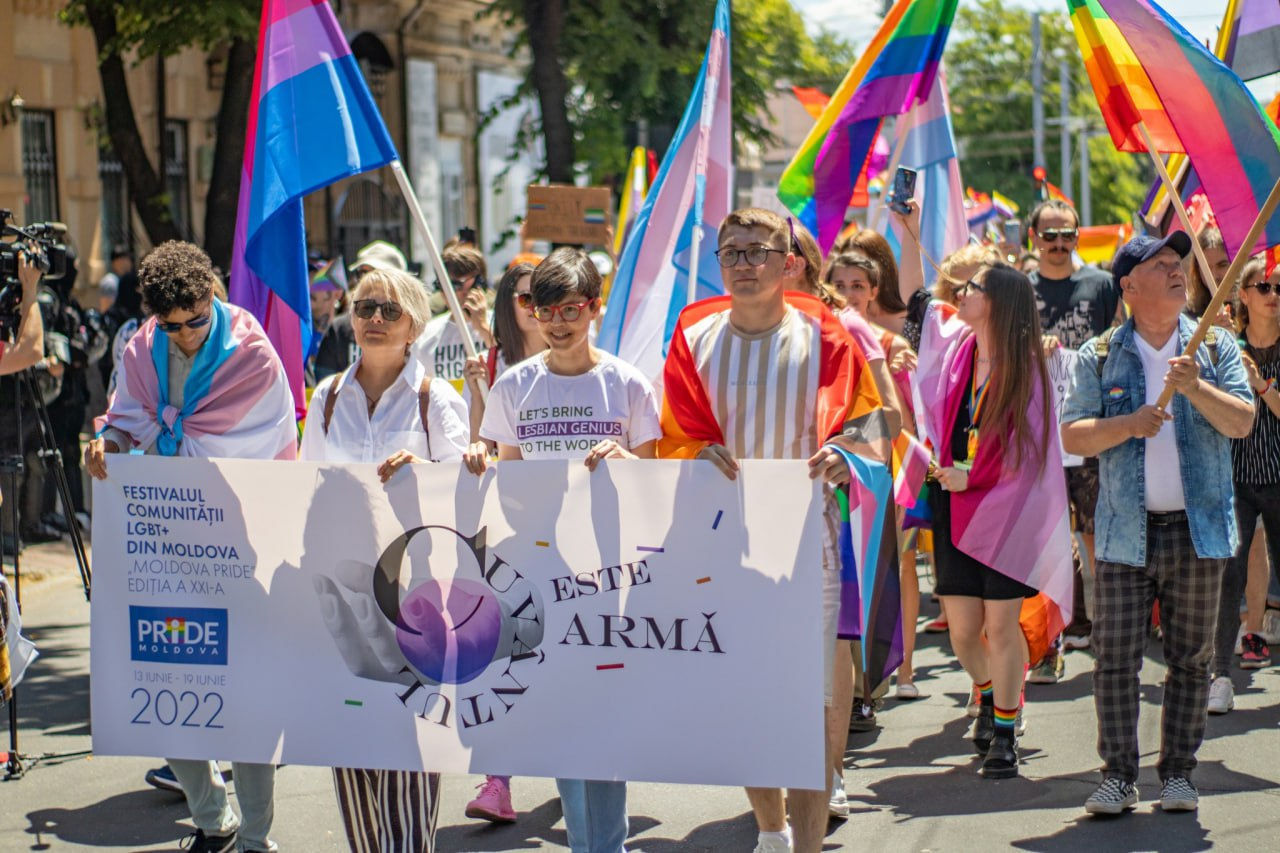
[91,457,825,789]
[1049,347,1084,467]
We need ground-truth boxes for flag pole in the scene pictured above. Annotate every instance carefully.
[389,160,487,401]
[872,104,918,232]
[1137,123,1220,298]
[686,22,727,307]
[1155,172,1280,410]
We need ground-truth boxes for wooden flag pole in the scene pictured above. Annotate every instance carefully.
[390,160,487,402]
[871,105,917,233]
[1154,172,1280,410]
[1137,123,1220,299]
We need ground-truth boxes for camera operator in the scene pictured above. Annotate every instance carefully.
[0,254,45,376]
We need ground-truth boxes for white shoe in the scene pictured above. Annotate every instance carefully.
[966,686,981,718]
[1234,623,1247,655]
[1207,675,1234,715]
[1264,609,1280,644]
[828,770,849,819]
[753,831,793,853]
[1015,706,1028,736]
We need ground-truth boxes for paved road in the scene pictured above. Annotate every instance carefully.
[3,541,1278,851]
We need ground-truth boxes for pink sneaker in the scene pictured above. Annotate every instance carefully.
[465,775,517,823]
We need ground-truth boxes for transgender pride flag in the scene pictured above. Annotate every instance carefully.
[230,0,398,416]
[890,68,967,283]
[597,0,732,383]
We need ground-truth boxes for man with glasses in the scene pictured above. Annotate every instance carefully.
[414,244,494,394]
[1062,233,1253,815]
[1028,199,1123,682]
[87,240,295,852]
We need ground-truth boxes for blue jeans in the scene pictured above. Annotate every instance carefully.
[555,778,627,853]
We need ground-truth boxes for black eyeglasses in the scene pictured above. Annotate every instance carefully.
[1245,281,1277,295]
[437,274,487,292]
[1038,228,1078,243]
[714,246,787,268]
[352,299,405,321]
[157,310,213,334]
[961,279,987,295]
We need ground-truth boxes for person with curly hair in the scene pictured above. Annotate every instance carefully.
[88,240,295,853]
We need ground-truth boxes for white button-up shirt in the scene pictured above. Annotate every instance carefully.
[299,356,469,464]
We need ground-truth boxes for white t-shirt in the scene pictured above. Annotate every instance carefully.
[480,351,662,460]
[299,357,470,464]
[1134,330,1186,512]
[412,312,489,395]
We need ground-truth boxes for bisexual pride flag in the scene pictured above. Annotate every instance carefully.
[230,0,398,415]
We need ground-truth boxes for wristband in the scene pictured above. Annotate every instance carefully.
[1262,377,1276,396]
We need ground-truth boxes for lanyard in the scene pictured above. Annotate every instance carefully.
[966,352,990,462]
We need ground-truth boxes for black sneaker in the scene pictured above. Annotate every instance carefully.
[1085,777,1138,815]
[1240,633,1271,670]
[980,732,1018,779]
[180,829,238,852]
[849,702,877,732]
[145,765,184,794]
[972,703,995,754]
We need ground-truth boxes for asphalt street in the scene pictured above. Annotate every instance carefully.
[2,540,1278,852]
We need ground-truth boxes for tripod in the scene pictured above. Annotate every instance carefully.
[1,365,93,780]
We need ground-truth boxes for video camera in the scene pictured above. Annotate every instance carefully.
[0,209,67,329]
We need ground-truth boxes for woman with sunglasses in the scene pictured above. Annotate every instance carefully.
[1208,257,1280,714]
[299,267,470,853]
[893,201,1072,779]
[464,247,660,853]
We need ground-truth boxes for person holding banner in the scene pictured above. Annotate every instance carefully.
[86,241,295,853]
[466,247,662,853]
[1062,233,1253,815]
[894,201,1073,780]
[298,266,469,852]
[660,208,887,853]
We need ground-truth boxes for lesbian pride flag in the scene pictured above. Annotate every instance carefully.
[777,0,957,252]
[230,0,398,416]
[1069,0,1280,270]
[598,0,732,383]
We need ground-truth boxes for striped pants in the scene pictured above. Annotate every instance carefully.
[333,767,440,853]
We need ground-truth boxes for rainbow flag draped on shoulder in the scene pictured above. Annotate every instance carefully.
[1068,0,1280,268]
[777,0,958,252]
[230,0,399,416]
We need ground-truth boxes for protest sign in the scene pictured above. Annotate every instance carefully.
[91,457,825,789]
[524,185,613,244]
[1048,347,1084,467]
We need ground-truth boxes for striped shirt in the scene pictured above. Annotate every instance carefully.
[683,305,821,460]
[1233,338,1280,485]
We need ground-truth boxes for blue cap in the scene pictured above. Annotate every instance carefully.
[1112,231,1192,287]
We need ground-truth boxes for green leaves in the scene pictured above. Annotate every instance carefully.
[61,0,257,62]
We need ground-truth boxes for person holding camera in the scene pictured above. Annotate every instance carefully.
[0,254,46,377]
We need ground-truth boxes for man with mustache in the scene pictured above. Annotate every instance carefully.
[1027,199,1124,684]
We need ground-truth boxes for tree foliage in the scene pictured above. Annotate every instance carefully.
[947,0,1148,226]
[487,0,856,184]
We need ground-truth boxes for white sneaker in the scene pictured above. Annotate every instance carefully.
[753,830,793,853]
[828,770,849,819]
[1234,623,1247,655]
[1264,609,1280,644]
[966,686,981,718]
[1207,675,1234,715]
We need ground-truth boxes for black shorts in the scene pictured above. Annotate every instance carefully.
[928,483,1037,601]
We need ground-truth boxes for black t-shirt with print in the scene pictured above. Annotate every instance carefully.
[1030,266,1120,351]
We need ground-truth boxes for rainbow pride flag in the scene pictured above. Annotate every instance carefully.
[229,0,398,416]
[777,0,957,252]
[891,433,931,509]
[1068,0,1280,268]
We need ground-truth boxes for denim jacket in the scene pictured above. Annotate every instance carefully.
[1062,315,1252,566]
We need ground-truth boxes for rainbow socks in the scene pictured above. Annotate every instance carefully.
[994,705,1018,735]
[975,680,994,706]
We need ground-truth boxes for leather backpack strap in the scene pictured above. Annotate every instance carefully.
[418,378,433,461]
[321,368,351,435]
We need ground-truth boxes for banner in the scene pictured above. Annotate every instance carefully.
[91,457,825,789]
[1049,347,1084,467]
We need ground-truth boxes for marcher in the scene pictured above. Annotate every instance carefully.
[299,266,469,852]
[1208,256,1280,713]
[466,247,661,853]
[1061,233,1254,815]
[895,202,1073,779]
[315,241,408,380]
[660,208,887,853]
[415,244,494,393]
[87,241,296,852]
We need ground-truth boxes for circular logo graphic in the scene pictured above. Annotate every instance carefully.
[395,578,502,684]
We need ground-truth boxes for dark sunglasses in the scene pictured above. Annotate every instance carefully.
[157,311,213,334]
[436,274,488,292]
[1038,228,1078,243]
[352,299,405,321]
[1245,281,1277,295]
[961,279,987,295]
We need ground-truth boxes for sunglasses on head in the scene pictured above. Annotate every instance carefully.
[157,310,213,334]
[1038,228,1078,242]
[352,299,405,321]
[1245,281,1277,295]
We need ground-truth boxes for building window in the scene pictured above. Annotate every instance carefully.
[334,177,406,265]
[21,109,59,224]
[164,119,192,239]
[99,147,132,258]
